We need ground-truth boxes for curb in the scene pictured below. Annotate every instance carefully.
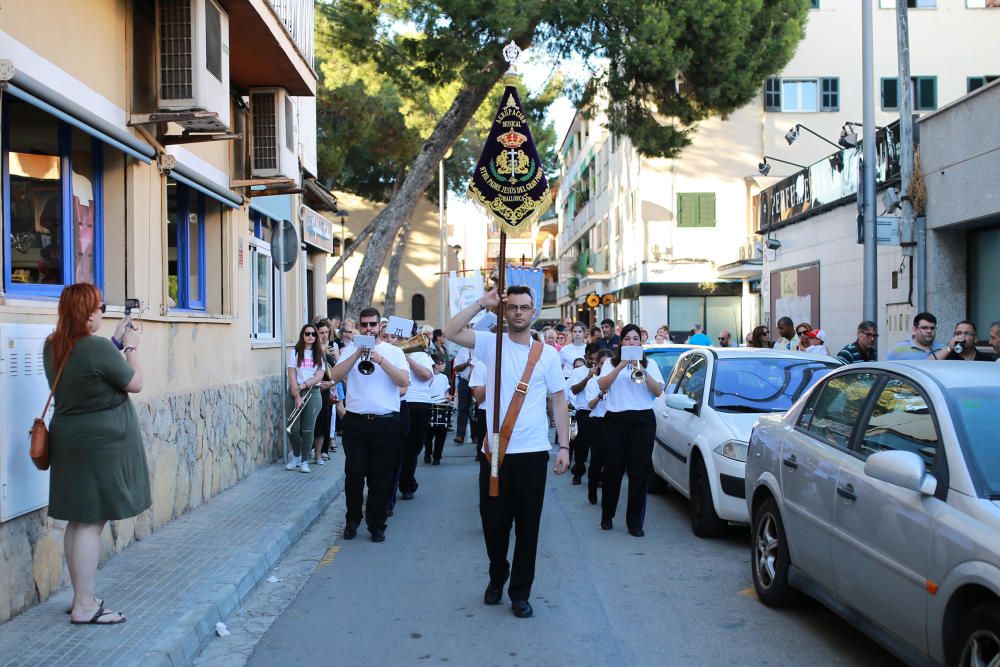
[140,470,345,666]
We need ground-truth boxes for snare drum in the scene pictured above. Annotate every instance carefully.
[429,402,455,429]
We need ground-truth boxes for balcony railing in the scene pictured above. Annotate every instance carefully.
[268,0,315,66]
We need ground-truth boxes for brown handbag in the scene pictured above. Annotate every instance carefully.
[29,353,69,471]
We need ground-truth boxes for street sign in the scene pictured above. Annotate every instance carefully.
[270,219,298,272]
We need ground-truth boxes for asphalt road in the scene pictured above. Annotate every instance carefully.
[240,438,902,667]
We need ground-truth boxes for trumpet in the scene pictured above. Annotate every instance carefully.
[358,347,376,375]
[629,361,647,384]
[286,389,313,433]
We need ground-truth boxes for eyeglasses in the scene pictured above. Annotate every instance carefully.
[860,331,879,338]
[718,336,730,341]
[954,331,976,337]
[505,305,533,313]
[303,331,317,338]
[98,303,107,313]
[795,329,808,336]
[359,321,379,329]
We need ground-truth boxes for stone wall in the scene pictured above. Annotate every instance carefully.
[0,375,283,622]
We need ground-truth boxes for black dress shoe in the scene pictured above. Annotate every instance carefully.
[370,529,386,543]
[572,475,582,485]
[483,586,503,605]
[424,456,432,463]
[343,522,358,540]
[511,600,533,618]
[588,487,598,505]
[387,508,394,517]
[401,491,415,500]
[628,528,645,537]
[600,518,613,530]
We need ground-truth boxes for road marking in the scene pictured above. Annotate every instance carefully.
[738,587,758,598]
[317,545,340,569]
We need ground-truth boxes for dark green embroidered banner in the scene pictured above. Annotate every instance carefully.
[467,82,552,235]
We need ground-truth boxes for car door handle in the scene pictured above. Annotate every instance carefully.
[837,483,857,502]
[782,455,798,470]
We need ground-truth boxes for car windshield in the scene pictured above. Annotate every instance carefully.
[947,388,1000,498]
[709,357,838,413]
[646,348,690,381]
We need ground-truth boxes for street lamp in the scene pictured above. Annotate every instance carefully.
[838,121,885,148]
[784,123,841,150]
[757,155,806,176]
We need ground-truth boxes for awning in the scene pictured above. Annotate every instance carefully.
[249,195,293,222]
[0,62,154,164]
[170,162,243,209]
[302,177,339,211]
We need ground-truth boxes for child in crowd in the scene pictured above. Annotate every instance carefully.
[424,355,452,465]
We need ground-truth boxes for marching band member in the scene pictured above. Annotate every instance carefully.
[330,308,409,543]
[596,324,664,537]
[444,286,569,619]
[566,343,600,485]
[397,330,435,496]
[584,349,613,505]
[286,324,327,473]
[468,356,488,463]
[559,322,588,377]
[425,354,453,465]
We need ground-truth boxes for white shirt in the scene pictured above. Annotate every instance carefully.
[428,373,450,403]
[454,347,473,381]
[599,356,665,413]
[403,351,434,403]
[584,376,607,418]
[473,331,565,454]
[287,349,324,387]
[560,343,587,376]
[341,342,408,415]
[566,365,591,410]
[469,356,486,388]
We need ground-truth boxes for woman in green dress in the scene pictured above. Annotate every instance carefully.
[43,283,149,625]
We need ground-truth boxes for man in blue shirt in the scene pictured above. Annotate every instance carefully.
[886,312,946,360]
[596,318,620,352]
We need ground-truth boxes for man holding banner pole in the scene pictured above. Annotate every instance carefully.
[444,286,569,618]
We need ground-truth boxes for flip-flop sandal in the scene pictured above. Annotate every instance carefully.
[66,597,102,614]
[70,604,125,625]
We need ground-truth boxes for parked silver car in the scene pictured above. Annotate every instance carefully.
[745,361,1000,667]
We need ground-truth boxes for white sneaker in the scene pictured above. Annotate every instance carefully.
[314,457,326,466]
[285,456,300,471]
[300,461,311,473]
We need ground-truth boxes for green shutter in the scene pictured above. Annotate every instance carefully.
[764,78,781,111]
[678,194,696,227]
[698,194,716,227]
[969,77,985,93]
[916,77,937,110]
[881,78,898,110]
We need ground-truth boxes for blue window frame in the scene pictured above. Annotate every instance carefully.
[2,99,104,298]
[167,180,207,310]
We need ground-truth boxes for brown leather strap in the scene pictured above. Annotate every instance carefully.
[486,340,544,469]
[41,349,71,419]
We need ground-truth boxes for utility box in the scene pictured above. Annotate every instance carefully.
[0,324,53,522]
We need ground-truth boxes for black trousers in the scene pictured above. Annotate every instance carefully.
[455,378,472,439]
[399,402,432,494]
[478,451,548,602]
[427,426,448,462]
[601,410,655,532]
[570,409,592,478]
[471,407,487,460]
[588,417,605,493]
[316,388,333,455]
[388,401,409,510]
[342,411,401,532]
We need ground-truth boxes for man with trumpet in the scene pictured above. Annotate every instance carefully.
[444,286,569,619]
[330,308,409,543]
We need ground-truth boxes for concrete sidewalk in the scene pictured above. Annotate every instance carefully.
[0,452,345,667]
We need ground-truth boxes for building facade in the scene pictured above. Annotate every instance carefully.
[549,0,1000,341]
[0,0,327,621]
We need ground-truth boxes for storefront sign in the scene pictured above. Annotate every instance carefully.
[300,205,334,253]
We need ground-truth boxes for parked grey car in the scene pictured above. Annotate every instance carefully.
[745,361,1000,667]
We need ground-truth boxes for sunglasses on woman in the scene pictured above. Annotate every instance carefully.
[303,331,317,338]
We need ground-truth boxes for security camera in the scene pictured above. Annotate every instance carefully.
[765,237,782,251]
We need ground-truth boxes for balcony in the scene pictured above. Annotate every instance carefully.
[717,239,763,281]
[224,0,317,95]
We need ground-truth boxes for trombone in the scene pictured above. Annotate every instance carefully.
[286,389,314,433]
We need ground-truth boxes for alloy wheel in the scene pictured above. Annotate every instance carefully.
[960,629,1000,667]
[755,512,779,589]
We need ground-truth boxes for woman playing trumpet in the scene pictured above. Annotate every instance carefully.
[286,324,328,473]
[596,323,664,537]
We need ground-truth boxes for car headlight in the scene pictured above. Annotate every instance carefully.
[714,439,749,462]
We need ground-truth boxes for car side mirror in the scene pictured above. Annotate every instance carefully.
[863,450,937,496]
[665,393,698,414]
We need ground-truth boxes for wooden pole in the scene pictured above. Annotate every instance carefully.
[489,231,507,496]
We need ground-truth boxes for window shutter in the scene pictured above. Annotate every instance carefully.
[764,78,781,111]
[969,77,985,93]
[821,78,839,111]
[678,194,697,227]
[916,77,936,110]
[881,78,898,110]
[698,194,716,227]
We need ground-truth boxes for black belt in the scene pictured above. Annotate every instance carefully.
[347,411,399,421]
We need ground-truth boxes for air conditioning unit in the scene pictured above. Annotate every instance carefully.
[250,88,298,180]
[157,0,231,132]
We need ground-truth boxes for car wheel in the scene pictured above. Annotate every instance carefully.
[955,603,1000,667]
[690,457,723,538]
[751,498,798,607]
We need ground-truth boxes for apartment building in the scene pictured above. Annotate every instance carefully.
[0,0,328,620]
[549,0,1000,341]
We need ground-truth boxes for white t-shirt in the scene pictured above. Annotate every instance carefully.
[469,357,486,388]
[566,365,591,410]
[600,356,665,413]
[403,351,434,403]
[454,347,472,381]
[287,349,324,387]
[473,331,565,454]
[428,373,450,403]
[560,343,587,376]
[340,342,408,415]
[585,376,608,418]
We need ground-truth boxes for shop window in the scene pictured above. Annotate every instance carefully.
[3,98,104,297]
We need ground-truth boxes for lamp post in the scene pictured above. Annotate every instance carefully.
[784,123,842,151]
[862,0,878,324]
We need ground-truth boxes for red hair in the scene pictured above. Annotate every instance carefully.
[49,283,102,367]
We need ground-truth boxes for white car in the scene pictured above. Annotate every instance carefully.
[651,348,840,537]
